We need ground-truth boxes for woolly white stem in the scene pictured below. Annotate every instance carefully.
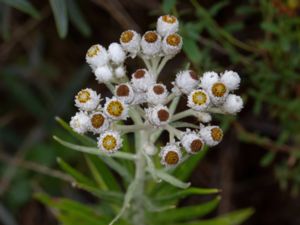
[155,56,172,79]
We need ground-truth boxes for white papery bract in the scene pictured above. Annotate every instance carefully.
[181,130,204,154]
[141,31,162,57]
[120,30,141,58]
[220,70,241,91]
[70,111,90,134]
[97,130,122,154]
[144,143,157,155]
[200,71,219,90]
[108,42,126,65]
[88,111,110,134]
[157,15,179,37]
[115,83,135,104]
[104,97,128,120]
[174,70,199,94]
[75,88,100,111]
[222,94,244,114]
[199,125,223,147]
[95,65,113,83]
[146,83,168,105]
[187,89,210,111]
[114,65,126,78]
[131,69,155,92]
[160,143,182,167]
[146,105,170,127]
[86,44,109,69]
[162,33,182,56]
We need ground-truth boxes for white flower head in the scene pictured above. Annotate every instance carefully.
[220,70,241,91]
[160,143,182,167]
[131,69,155,92]
[88,111,110,134]
[174,70,199,94]
[97,130,122,154]
[146,105,170,127]
[104,97,128,120]
[222,94,243,114]
[144,143,157,156]
[115,83,135,104]
[86,44,109,69]
[187,89,210,111]
[75,88,100,111]
[200,71,219,90]
[208,81,229,105]
[114,65,126,79]
[120,30,141,58]
[70,111,90,134]
[146,83,168,105]
[108,42,126,65]
[95,65,113,83]
[181,130,204,154]
[141,31,162,57]
[197,112,212,123]
[199,125,223,147]
[157,15,179,37]
[162,33,182,56]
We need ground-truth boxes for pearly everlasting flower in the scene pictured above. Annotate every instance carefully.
[131,69,155,92]
[181,130,205,154]
[157,15,179,37]
[174,70,199,94]
[95,65,113,83]
[115,83,135,104]
[120,30,141,57]
[70,111,90,134]
[144,143,157,155]
[188,89,210,111]
[162,33,182,56]
[86,44,109,69]
[199,125,223,147]
[220,70,241,91]
[114,65,126,78]
[104,97,128,120]
[108,42,126,65]
[75,88,100,111]
[160,143,182,167]
[88,111,110,134]
[200,71,219,90]
[97,130,122,154]
[208,81,229,105]
[141,31,161,57]
[222,94,243,114]
[146,105,170,127]
[146,83,168,105]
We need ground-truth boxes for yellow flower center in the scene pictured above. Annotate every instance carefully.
[144,31,158,43]
[87,45,100,57]
[102,135,117,151]
[107,100,124,117]
[211,82,227,97]
[211,127,223,141]
[192,91,207,105]
[166,34,181,46]
[164,151,179,165]
[77,90,91,103]
[91,114,105,128]
[162,15,177,24]
[120,30,134,43]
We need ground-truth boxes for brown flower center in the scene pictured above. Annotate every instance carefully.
[77,90,91,103]
[166,34,181,46]
[190,139,203,153]
[162,15,177,24]
[91,114,105,128]
[211,127,223,141]
[102,135,117,151]
[211,82,227,97]
[153,85,165,95]
[189,70,198,80]
[120,30,134,43]
[134,69,145,79]
[165,151,179,165]
[144,31,158,43]
[116,84,130,97]
[157,109,169,122]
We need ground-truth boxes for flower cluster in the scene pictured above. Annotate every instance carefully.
[70,15,243,167]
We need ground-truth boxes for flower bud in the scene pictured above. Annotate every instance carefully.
[70,111,90,134]
[174,70,199,94]
[220,70,240,91]
[95,65,113,83]
[86,44,109,69]
[222,94,243,114]
[108,42,126,65]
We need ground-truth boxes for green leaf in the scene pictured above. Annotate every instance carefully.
[0,0,40,18]
[49,0,68,38]
[260,152,275,167]
[176,208,254,225]
[57,157,95,187]
[151,197,221,223]
[0,5,11,40]
[162,0,177,13]
[209,0,229,16]
[66,0,91,37]
[183,36,201,66]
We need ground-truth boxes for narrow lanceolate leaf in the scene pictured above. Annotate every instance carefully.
[0,0,40,18]
[49,0,68,38]
[53,136,136,160]
[154,170,191,189]
[151,197,221,223]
